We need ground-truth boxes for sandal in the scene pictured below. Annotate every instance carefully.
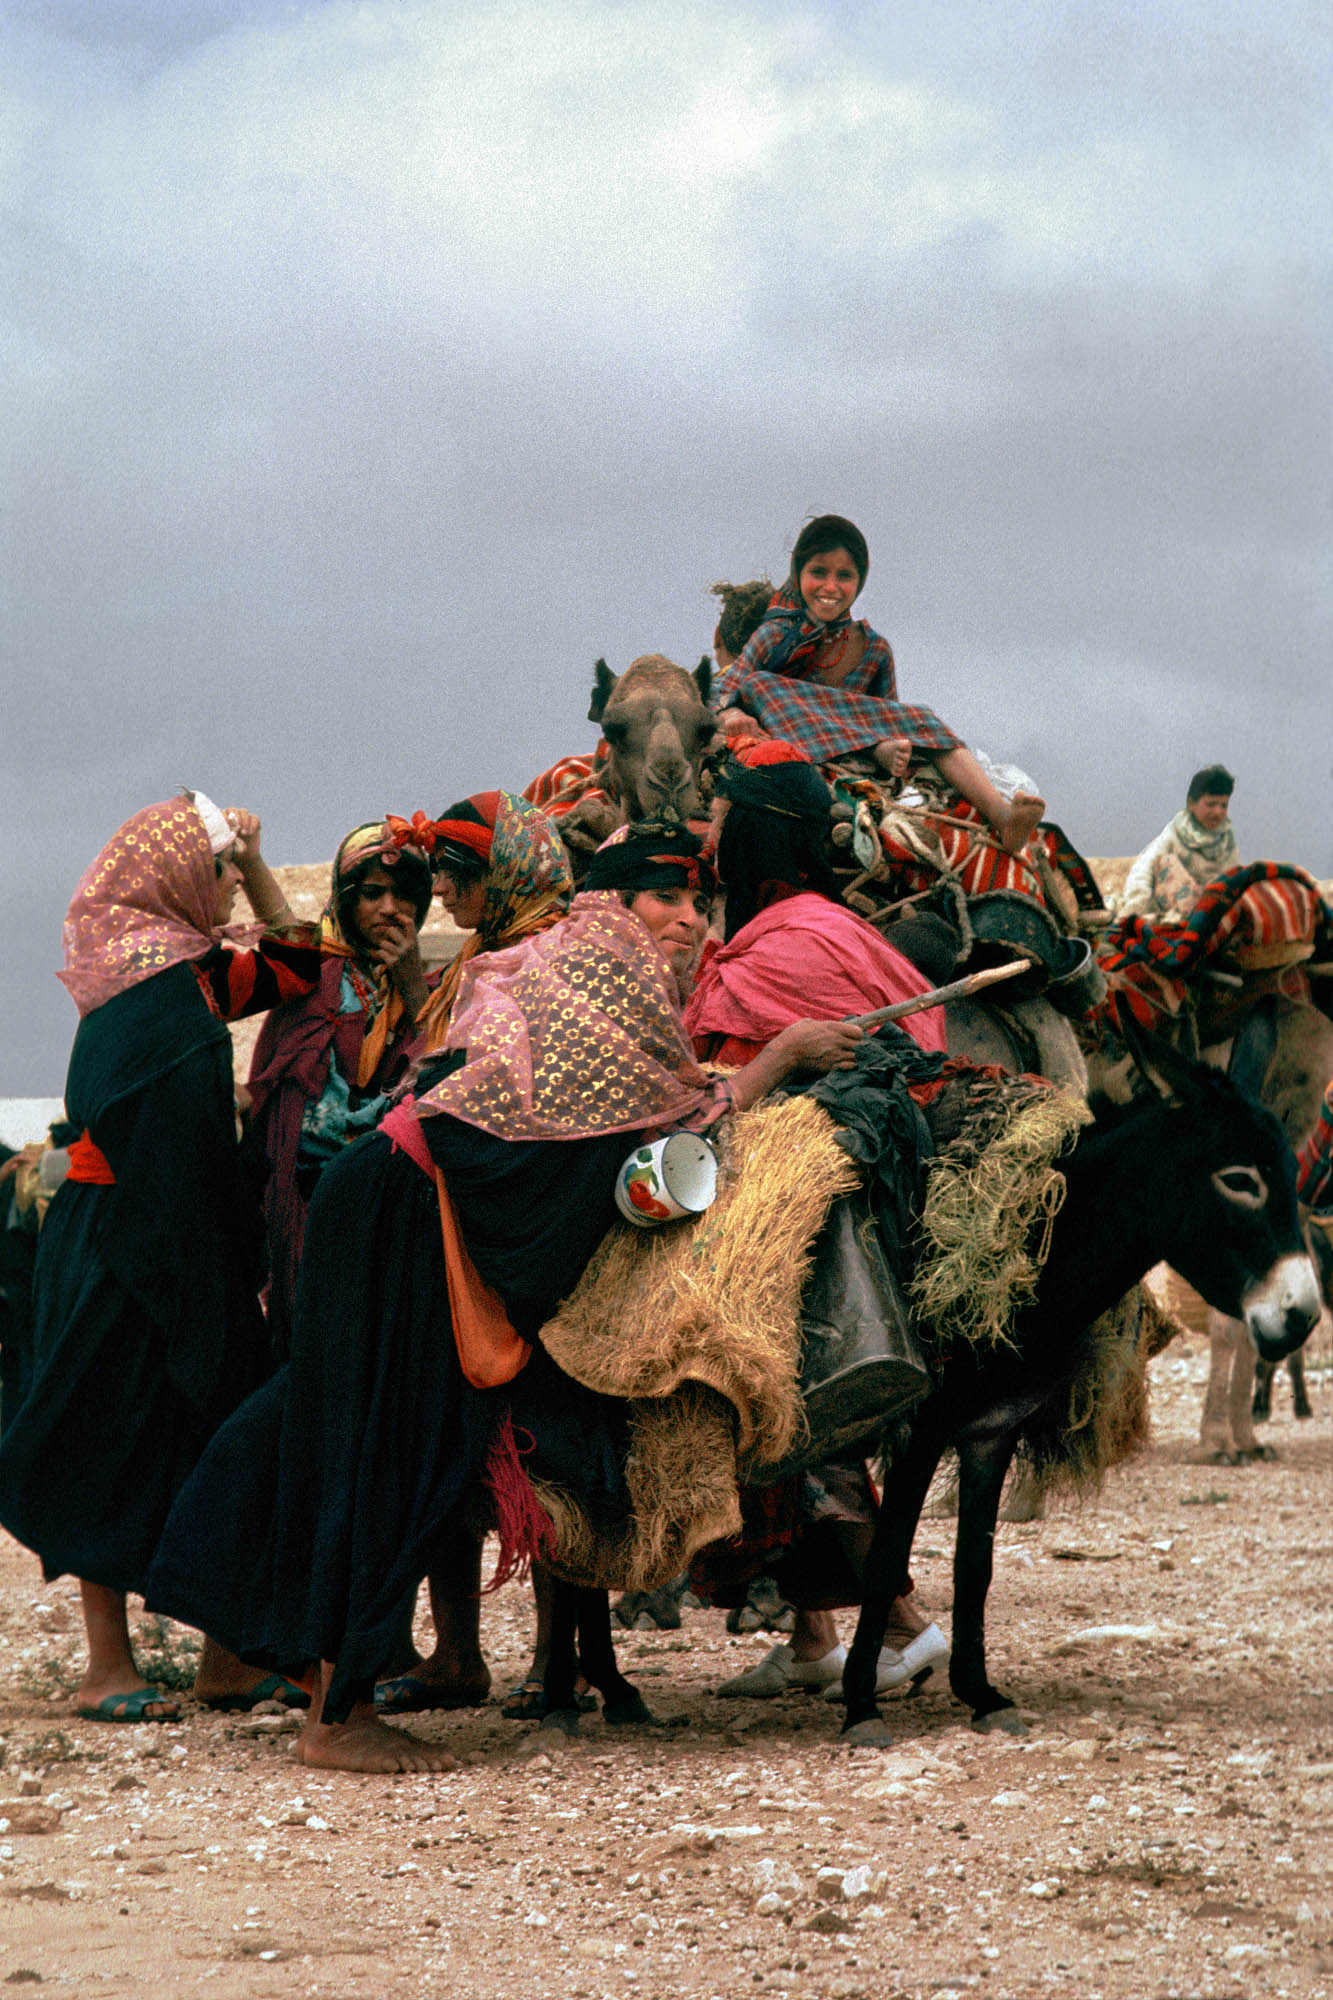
[77,1687,179,1724]
[500,1676,597,1719]
[199,1672,310,1714]
[374,1674,490,1715]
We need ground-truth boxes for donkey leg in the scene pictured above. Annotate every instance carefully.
[1228,1331,1274,1460]
[951,1432,1026,1732]
[575,1587,654,1726]
[1251,1357,1275,1422]
[539,1580,585,1736]
[1197,1310,1242,1461]
[841,1428,946,1746]
[1290,1350,1313,1419]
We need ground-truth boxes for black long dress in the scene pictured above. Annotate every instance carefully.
[0,943,316,1592]
[145,1115,632,1721]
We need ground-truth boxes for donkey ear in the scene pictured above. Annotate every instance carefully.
[693,655,713,704]
[1121,1012,1211,1107]
[1226,995,1278,1104]
[588,657,617,724]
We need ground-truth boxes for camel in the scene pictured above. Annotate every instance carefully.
[554,655,719,864]
[533,1037,1319,1742]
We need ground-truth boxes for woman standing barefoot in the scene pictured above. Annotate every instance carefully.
[0,793,320,1723]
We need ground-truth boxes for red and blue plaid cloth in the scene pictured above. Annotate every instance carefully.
[713,592,962,765]
[1094,862,1329,1034]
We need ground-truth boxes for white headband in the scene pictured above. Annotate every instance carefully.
[186,789,233,855]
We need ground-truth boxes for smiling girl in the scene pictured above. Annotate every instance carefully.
[713,513,1045,858]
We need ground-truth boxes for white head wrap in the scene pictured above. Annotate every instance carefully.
[184,789,233,855]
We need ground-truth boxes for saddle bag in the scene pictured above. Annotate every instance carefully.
[744,1192,935,1483]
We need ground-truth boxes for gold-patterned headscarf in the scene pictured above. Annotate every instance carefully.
[417,791,573,1053]
[414,891,729,1142]
[58,797,230,1017]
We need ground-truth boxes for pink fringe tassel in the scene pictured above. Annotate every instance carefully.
[481,1416,556,1593]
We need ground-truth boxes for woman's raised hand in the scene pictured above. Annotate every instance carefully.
[771,1018,864,1073]
[222,809,262,859]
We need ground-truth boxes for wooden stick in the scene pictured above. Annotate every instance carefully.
[845,957,1032,1028]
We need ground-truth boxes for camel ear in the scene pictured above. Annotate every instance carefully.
[588,657,617,724]
[693,655,713,705]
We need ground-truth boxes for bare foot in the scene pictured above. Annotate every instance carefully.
[296,1701,458,1774]
[995,792,1045,858]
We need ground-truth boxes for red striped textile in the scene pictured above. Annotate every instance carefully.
[1297,1080,1333,1210]
[1094,863,1329,1034]
[522,744,611,821]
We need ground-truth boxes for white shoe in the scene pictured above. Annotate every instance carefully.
[823,1622,950,1700]
[716,1641,847,1698]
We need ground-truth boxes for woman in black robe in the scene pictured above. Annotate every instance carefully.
[0,794,320,1722]
[146,823,859,1771]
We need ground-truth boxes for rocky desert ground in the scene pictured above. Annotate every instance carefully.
[1,1333,1329,2000]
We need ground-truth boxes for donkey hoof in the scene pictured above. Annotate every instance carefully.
[1239,1443,1279,1463]
[539,1707,583,1738]
[972,1705,1027,1735]
[842,1718,895,1748]
[604,1690,656,1728]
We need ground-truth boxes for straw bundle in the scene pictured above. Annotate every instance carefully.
[911,1080,1091,1351]
[533,1384,742,1592]
[541,1091,859,1463]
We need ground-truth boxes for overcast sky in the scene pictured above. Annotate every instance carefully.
[4,0,1329,1090]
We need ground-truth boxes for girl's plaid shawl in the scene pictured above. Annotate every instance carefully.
[712,584,961,766]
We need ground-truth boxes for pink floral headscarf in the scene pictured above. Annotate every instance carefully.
[59,797,230,1017]
[414,891,729,1142]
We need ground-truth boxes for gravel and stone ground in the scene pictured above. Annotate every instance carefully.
[1,1337,1328,2000]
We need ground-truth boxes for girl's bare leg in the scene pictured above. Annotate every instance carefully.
[78,1580,178,1719]
[296,1662,458,1774]
[935,748,1045,857]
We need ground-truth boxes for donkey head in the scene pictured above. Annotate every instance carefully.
[1125,1022,1321,1361]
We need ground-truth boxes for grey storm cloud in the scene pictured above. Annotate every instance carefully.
[3,0,1329,1089]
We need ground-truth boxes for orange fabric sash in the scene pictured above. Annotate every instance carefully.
[433,1169,531,1388]
[66,1131,116,1185]
[355,988,404,1089]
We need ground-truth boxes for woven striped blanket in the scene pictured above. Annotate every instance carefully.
[1094,862,1330,1034]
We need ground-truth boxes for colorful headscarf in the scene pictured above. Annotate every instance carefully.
[58,795,238,1017]
[415,890,728,1141]
[320,822,433,954]
[583,821,716,897]
[319,821,433,1087]
[417,791,574,1052]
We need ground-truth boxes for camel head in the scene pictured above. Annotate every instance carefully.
[588,654,719,824]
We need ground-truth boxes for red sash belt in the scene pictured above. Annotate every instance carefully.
[66,1131,116,1185]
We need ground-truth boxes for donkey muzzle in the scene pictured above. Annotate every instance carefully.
[1243,1253,1321,1361]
